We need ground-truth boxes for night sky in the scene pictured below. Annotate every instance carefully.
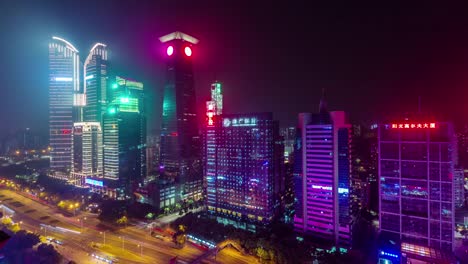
[1,1,468,137]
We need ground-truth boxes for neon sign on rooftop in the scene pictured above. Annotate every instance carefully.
[390,122,436,129]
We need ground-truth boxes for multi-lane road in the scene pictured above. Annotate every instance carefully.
[0,188,204,263]
[0,188,258,264]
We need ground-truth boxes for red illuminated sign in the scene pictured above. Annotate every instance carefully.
[390,123,436,129]
[206,101,215,127]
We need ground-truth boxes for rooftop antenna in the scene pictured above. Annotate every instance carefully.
[319,88,327,113]
[418,96,421,114]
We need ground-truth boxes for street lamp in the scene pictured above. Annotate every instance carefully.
[80,217,87,230]
[100,231,106,245]
[119,236,125,251]
[41,226,47,237]
[1,203,5,217]
[137,244,143,257]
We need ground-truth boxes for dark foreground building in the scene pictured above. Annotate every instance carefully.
[159,32,202,204]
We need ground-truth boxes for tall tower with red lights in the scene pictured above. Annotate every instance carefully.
[159,32,203,202]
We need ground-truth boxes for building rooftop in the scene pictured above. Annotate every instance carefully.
[159,31,199,44]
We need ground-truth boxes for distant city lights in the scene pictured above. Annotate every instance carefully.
[54,77,73,82]
[85,178,104,187]
[379,250,399,258]
[311,185,349,193]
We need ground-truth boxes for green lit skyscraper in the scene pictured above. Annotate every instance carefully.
[210,81,223,115]
[103,76,146,199]
[84,43,109,123]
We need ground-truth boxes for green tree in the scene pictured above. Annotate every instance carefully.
[35,243,62,263]
[178,225,186,233]
[116,216,128,226]
[11,223,21,233]
[1,216,13,226]
[256,247,270,260]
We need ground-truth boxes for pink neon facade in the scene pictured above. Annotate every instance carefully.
[294,111,352,247]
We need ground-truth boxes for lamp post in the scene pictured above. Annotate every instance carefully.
[100,231,106,245]
[119,236,125,251]
[137,244,143,256]
[1,203,5,217]
[80,217,87,230]
[74,202,79,217]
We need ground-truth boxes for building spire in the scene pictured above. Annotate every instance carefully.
[319,88,327,114]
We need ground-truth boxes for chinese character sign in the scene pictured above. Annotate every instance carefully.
[390,123,436,129]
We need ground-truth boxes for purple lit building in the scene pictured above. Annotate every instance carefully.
[378,119,456,263]
[293,98,352,247]
[204,113,284,229]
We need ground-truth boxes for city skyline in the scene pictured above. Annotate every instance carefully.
[0,2,467,263]
[3,2,468,137]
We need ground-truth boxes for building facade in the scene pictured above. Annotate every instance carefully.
[102,77,146,199]
[83,43,109,123]
[280,127,295,163]
[454,168,465,208]
[159,32,202,203]
[210,81,223,115]
[293,109,352,247]
[49,36,81,172]
[146,134,160,177]
[205,113,284,228]
[71,122,103,185]
[378,120,456,262]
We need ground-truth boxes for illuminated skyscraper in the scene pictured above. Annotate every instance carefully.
[210,81,223,115]
[205,113,284,229]
[48,36,81,172]
[293,97,352,247]
[280,127,295,163]
[71,122,103,185]
[146,134,160,176]
[84,43,109,123]
[103,77,146,199]
[378,119,456,263]
[159,32,202,202]
[454,168,465,208]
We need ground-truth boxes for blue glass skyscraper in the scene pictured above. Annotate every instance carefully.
[49,36,81,173]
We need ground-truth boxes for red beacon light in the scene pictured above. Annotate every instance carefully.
[184,46,192,57]
[167,46,174,56]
